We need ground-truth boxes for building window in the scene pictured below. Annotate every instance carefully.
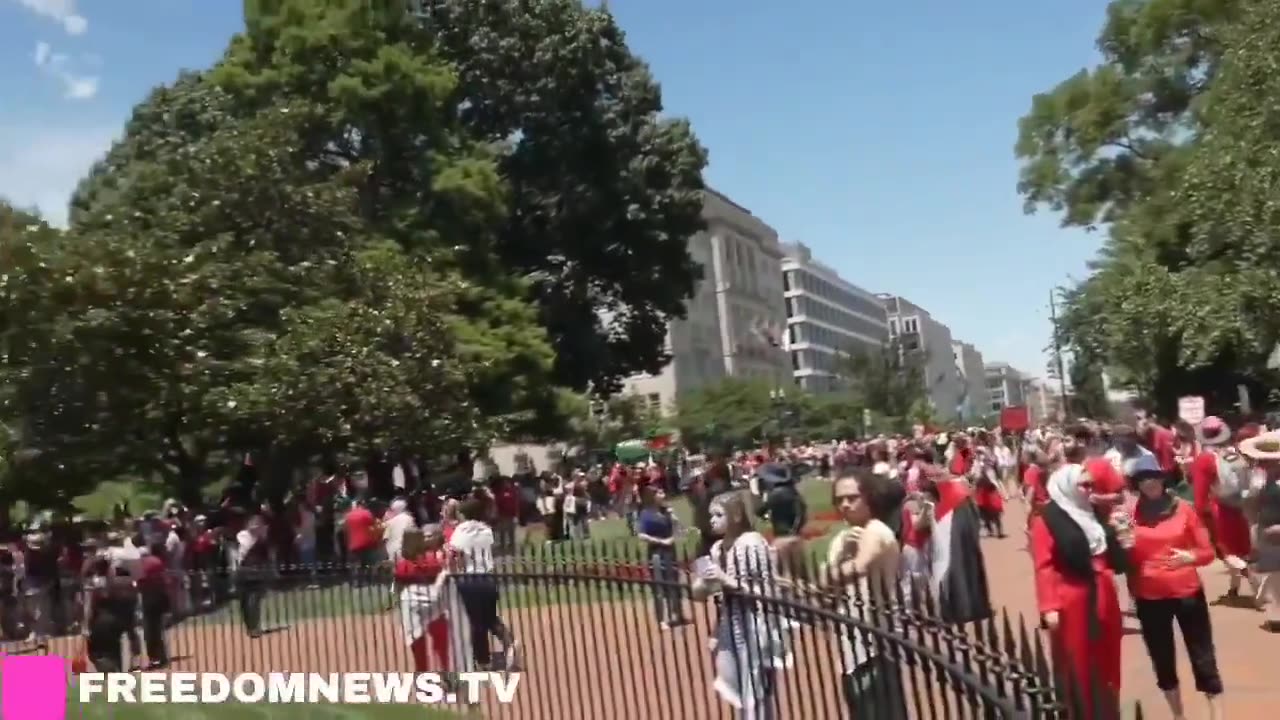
[647,393,661,414]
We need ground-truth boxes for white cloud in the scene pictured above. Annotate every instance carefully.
[0,126,119,227]
[14,0,88,35]
[32,41,99,100]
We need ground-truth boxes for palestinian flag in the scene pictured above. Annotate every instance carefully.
[926,476,994,625]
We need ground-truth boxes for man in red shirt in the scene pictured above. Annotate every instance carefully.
[344,499,383,569]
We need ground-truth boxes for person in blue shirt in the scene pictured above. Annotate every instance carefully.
[636,486,686,628]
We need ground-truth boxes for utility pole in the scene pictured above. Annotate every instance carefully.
[1048,289,1070,421]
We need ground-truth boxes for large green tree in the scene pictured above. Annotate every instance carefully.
[842,338,930,428]
[75,0,708,396]
[404,0,708,393]
[1015,0,1278,415]
[16,9,554,504]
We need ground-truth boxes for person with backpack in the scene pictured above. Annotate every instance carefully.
[1189,416,1257,603]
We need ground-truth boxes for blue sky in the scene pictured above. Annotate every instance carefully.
[0,0,1110,380]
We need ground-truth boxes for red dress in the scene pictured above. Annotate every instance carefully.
[1189,451,1252,559]
[1029,515,1122,711]
[973,462,1005,516]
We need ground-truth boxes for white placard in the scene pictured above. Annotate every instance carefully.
[1178,396,1205,425]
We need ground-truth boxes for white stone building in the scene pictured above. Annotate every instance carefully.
[623,188,788,414]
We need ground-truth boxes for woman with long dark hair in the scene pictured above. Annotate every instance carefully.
[821,470,907,720]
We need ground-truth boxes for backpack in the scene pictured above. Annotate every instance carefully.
[1216,454,1246,508]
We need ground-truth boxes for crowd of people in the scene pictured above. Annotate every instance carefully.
[0,410,1274,718]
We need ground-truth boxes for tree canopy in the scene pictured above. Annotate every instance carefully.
[1017,0,1280,416]
[3,0,708,508]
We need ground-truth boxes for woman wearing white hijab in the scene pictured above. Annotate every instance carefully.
[1028,458,1128,717]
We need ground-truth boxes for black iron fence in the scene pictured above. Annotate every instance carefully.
[1,541,1134,718]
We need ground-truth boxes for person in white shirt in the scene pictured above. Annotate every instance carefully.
[235,515,272,638]
[163,525,188,616]
[103,533,144,668]
[383,498,417,562]
[449,496,518,670]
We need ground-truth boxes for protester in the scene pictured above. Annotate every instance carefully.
[1241,430,1280,633]
[1126,453,1222,720]
[821,471,907,720]
[137,541,171,669]
[1030,459,1128,714]
[81,556,138,673]
[235,515,272,639]
[635,485,685,629]
[692,491,791,720]
[449,496,519,670]
[395,526,472,687]
[1189,417,1257,601]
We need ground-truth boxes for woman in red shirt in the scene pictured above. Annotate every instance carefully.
[1127,456,1223,720]
[1188,416,1255,601]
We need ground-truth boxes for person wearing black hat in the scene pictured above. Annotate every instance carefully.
[755,463,806,539]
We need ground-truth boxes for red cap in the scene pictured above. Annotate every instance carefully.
[1084,458,1126,495]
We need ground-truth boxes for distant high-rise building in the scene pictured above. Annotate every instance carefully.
[623,188,787,414]
[780,242,888,393]
[879,295,965,422]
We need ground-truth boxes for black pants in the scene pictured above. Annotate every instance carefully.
[237,576,265,635]
[88,621,125,673]
[1135,590,1223,695]
[140,592,169,665]
[842,656,908,720]
[457,578,502,666]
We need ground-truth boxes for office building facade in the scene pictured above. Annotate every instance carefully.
[780,242,888,393]
[985,362,1030,414]
[952,341,988,422]
[623,189,787,414]
[880,295,965,422]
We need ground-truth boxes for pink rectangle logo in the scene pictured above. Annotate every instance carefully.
[2,654,68,720]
